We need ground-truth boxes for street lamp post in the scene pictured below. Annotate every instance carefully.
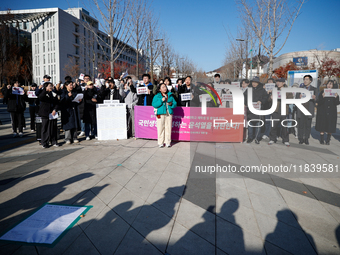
[236,38,253,80]
[149,38,163,84]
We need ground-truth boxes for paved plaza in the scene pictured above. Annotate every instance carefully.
[1,103,340,254]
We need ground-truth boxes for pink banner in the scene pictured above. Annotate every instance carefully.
[134,106,244,142]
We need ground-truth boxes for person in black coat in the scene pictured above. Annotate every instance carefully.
[178,76,200,107]
[4,81,27,137]
[244,77,268,144]
[83,81,98,140]
[38,82,59,148]
[136,74,153,106]
[100,78,125,102]
[27,83,39,132]
[315,80,340,145]
[60,81,82,144]
[295,75,317,145]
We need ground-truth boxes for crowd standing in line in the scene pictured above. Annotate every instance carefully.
[1,72,339,148]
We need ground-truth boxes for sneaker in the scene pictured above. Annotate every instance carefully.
[246,139,253,143]
[268,140,275,145]
[255,139,260,144]
[73,139,79,143]
[95,136,98,139]
[284,142,290,147]
[19,132,23,137]
[159,144,164,148]
[31,130,35,132]
[262,135,269,140]
[86,137,90,141]
[166,144,171,148]
[65,140,71,145]
[23,127,26,130]
[53,144,59,147]
[79,131,85,137]
[42,145,48,149]
[13,132,18,138]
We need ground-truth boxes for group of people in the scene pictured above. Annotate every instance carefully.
[2,72,339,148]
[239,74,339,146]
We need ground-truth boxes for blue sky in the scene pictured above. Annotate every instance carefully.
[2,0,340,72]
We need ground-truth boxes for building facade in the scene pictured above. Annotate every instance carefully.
[0,7,144,84]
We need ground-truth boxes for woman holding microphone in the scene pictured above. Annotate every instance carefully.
[152,84,177,148]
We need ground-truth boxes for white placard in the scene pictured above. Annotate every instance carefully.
[96,103,127,140]
[0,204,88,245]
[72,94,83,103]
[222,94,233,102]
[49,112,59,120]
[27,91,37,98]
[12,87,24,95]
[79,73,85,80]
[301,91,314,98]
[180,93,191,101]
[137,86,148,95]
[324,89,340,97]
[252,102,261,110]
[104,100,120,104]
[199,95,212,102]
[265,83,276,91]
[277,91,281,99]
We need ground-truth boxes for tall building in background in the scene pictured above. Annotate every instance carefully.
[0,7,144,84]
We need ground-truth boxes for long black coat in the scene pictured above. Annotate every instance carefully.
[38,89,59,118]
[4,87,27,113]
[60,90,81,131]
[135,84,154,106]
[244,85,269,119]
[296,85,317,118]
[315,92,340,133]
[83,88,97,124]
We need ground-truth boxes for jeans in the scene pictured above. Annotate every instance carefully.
[85,123,97,137]
[81,119,85,132]
[248,120,261,141]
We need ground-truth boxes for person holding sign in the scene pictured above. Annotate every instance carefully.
[244,77,268,144]
[296,75,317,145]
[136,74,154,106]
[315,80,340,145]
[60,81,82,144]
[268,78,294,147]
[83,81,98,140]
[27,83,39,132]
[38,82,59,148]
[152,84,177,148]
[4,81,27,137]
[100,77,126,102]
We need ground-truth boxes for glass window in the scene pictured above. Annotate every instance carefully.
[53,16,55,26]
[43,55,45,64]
[43,32,45,41]
[53,41,55,50]
[43,43,45,52]
[53,28,55,39]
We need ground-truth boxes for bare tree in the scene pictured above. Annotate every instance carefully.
[82,0,132,78]
[236,0,305,77]
[129,0,149,79]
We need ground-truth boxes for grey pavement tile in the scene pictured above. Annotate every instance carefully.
[248,191,300,229]
[301,178,340,194]
[278,188,337,218]
[216,217,265,255]
[108,166,135,187]
[164,161,190,178]
[146,184,182,219]
[291,207,339,249]
[216,195,261,238]
[244,177,282,199]
[120,157,144,172]
[72,190,107,231]
[11,245,38,255]
[216,174,247,190]
[37,225,83,255]
[216,182,252,209]
[108,187,146,224]
[84,206,130,255]
[166,222,215,255]
[131,204,175,252]
[62,232,100,255]
[320,201,340,223]
[114,227,163,255]
[174,198,215,244]
[254,210,317,255]
[263,241,294,255]
[125,173,156,201]
[157,171,187,197]
[90,176,123,205]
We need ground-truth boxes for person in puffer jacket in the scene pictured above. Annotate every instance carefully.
[152,84,177,148]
